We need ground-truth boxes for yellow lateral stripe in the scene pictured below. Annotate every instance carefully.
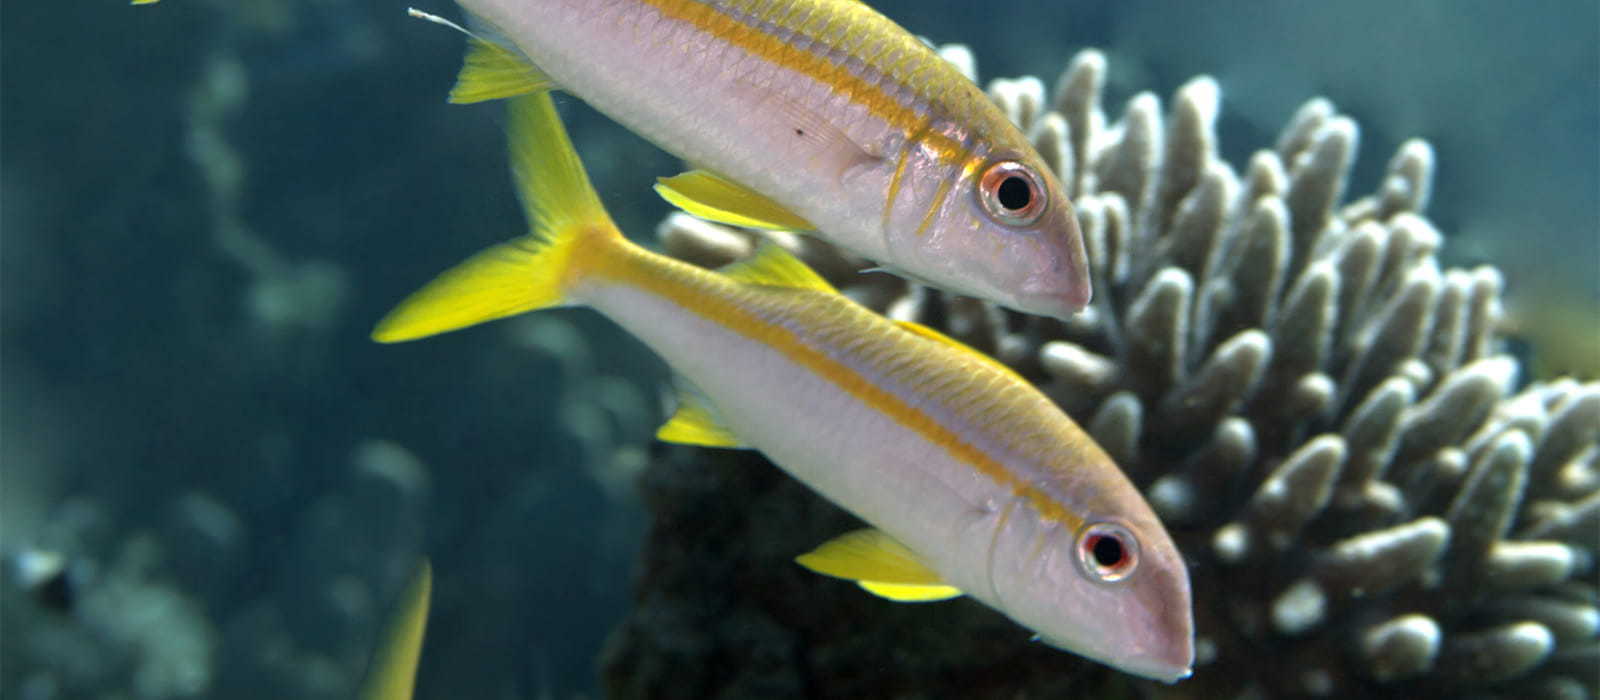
[593,248,1080,528]
[643,0,971,164]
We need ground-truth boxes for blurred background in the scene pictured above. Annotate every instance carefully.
[2,1,1594,697]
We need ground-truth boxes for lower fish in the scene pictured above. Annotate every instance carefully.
[372,93,1194,682]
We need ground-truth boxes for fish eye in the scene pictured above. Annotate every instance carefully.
[977,160,1047,227]
[1075,522,1139,583]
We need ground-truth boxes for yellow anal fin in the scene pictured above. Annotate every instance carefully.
[131,0,159,5]
[450,37,554,104]
[717,241,838,294]
[795,528,964,603]
[654,170,814,233]
[657,389,746,448]
[894,320,1030,386]
[358,558,432,700]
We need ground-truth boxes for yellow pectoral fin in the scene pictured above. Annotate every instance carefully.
[716,241,838,294]
[656,389,746,448]
[358,558,431,700]
[893,321,1030,386]
[450,37,555,104]
[795,529,964,603]
[654,171,814,232]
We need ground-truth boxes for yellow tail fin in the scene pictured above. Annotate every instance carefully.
[373,93,619,343]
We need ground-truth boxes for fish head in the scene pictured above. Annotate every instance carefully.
[903,148,1090,319]
[988,481,1194,682]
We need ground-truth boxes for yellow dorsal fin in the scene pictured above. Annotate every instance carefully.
[656,388,745,448]
[654,170,814,232]
[795,529,964,603]
[717,241,838,294]
[372,93,618,342]
[408,9,556,103]
[357,558,432,700]
[894,320,1029,386]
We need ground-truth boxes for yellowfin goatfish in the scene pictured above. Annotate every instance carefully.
[414,0,1092,319]
[373,93,1192,681]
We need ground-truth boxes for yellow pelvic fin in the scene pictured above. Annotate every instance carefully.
[795,529,964,603]
[450,37,555,104]
[716,241,838,294]
[372,93,619,343]
[654,170,814,232]
[657,389,746,448]
[357,558,431,700]
[893,320,1030,386]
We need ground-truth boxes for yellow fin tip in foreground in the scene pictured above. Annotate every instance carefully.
[357,558,432,700]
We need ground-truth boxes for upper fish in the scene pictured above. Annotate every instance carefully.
[371,93,1192,681]
[428,0,1092,318]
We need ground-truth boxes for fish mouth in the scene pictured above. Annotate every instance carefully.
[1014,281,1092,319]
[1033,631,1193,683]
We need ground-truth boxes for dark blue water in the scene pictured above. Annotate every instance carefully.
[2,2,1594,698]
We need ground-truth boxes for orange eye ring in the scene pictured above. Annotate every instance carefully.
[977,160,1047,227]
[1075,521,1140,583]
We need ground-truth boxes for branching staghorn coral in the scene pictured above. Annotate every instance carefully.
[611,47,1600,698]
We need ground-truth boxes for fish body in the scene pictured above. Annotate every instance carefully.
[448,0,1091,318]
[373,94,1191,682]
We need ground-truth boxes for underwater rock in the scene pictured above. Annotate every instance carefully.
[605,48,1600,699]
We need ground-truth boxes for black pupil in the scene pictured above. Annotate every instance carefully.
[996,175,1032,211]
[1090,535,1124,568]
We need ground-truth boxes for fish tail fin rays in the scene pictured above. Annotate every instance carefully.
[408,8,555,103]
[372,93,621,343]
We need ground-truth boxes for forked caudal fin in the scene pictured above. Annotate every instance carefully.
[371,93,620,343]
